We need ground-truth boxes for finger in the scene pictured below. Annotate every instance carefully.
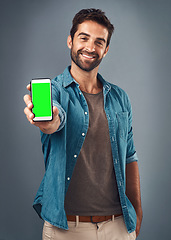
[25,109,35,125]
[24,106,32,116]
[23,94,33,108]
[27,84,31,91]
[26,114,35,125]
[24,107,34,119]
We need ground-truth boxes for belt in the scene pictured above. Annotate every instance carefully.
[67,214,122,223]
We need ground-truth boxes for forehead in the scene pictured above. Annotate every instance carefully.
[75,20,108,40]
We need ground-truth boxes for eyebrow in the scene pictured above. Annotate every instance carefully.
[78,32,106,43]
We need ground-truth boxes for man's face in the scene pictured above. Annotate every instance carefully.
[68,21,109,72]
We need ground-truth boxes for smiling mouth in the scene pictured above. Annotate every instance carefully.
[81,53,96,60]
[78,50,98,60]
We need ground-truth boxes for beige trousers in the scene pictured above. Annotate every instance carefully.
[42,216,136,240]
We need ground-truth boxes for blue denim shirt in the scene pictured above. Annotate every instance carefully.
[33,66,138,233]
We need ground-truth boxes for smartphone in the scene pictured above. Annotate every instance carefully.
[31,78,53,121]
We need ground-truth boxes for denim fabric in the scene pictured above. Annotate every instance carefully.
[33,66,138,233]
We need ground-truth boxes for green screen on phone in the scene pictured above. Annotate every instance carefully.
[32,82,52,117]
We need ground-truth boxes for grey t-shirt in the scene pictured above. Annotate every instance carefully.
[64,90,122,216]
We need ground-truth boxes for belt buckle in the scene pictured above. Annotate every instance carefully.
[90,216,102,224]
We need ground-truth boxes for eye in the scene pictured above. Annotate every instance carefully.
[95,41,103,46]
[81,37,88,41]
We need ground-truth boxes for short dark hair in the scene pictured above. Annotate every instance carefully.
[70,8,114,47]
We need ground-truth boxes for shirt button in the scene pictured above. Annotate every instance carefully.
[74,154,77,158]
[85,112,88,115]
[79,92,82,95]
[67,177,70,181]
[82,133,85,136]
[115,159,118,164]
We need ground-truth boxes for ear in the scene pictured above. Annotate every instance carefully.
[67,35,72,49]
[104,45,109,57]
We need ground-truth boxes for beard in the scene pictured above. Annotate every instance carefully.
[70,47,104,72]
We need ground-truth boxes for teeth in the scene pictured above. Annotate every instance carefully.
[82,54,94,59]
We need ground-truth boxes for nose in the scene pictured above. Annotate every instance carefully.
[85,39,95,52]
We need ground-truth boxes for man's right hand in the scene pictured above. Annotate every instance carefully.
[23,84,61,134]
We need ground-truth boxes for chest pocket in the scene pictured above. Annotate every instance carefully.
[116,112,128,142]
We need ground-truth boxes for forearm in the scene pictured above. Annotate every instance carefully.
[126,161,143,236]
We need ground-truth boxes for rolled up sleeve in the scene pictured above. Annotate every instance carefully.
[53,100,66,132]
[52,80,66,132]
[126,151,138,164]
[126,95,138,164]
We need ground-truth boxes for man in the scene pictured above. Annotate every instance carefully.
[24,8,142,240]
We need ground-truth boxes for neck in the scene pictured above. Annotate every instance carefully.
[70,61,102,94]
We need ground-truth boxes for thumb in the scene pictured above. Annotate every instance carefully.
[53,106,59,116]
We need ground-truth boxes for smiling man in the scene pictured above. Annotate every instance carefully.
[69,21,109,73]
[24,8,142,240]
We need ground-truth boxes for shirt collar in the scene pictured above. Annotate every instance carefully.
[62,66,111,94]
[62,66,78,88]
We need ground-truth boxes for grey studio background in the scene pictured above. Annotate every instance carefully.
[0,0,171,239]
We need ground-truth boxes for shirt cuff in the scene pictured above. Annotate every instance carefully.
[53,101,66,132]
[126,152,138,164]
